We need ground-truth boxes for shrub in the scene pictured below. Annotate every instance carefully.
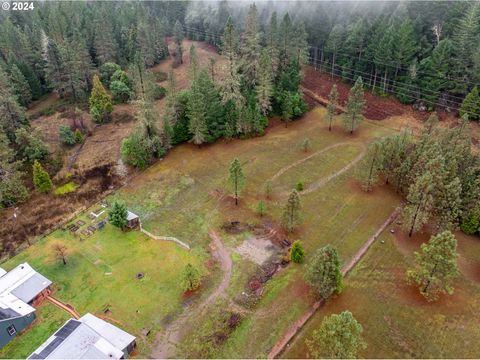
[54,181,79,195]
[181,263,202,292]
[110,80,132,103]
[154,71,168,82]
[59,125,76,145]
[290,240,305,263]
[256,200,266,217]
[460,209,480,235]
[296,180,304,192]
[100,62,121,86]
[151,84,167,100]
[74,129,84,143]
[110,69,130,86]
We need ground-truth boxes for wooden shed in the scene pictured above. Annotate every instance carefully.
[126,211,140,229]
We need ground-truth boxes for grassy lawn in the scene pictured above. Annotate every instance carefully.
[1,219,207,357]
[283,229,480,358]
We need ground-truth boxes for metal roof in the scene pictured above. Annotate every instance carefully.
[0,263,49,320]
[126,211,138,221]
[11,273,52,303]
[28,314,136,359]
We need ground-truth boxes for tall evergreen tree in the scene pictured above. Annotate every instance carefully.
[32,160,53,193]
[343,77,365,134]
[326,84,339,131]
[304,245,342,300]
[89,74,113,123]
[241,4,261,86]
[228,158,245,205]
[459,86,480,120]
[9,64,32,107]
[357,142,384,192]
[282,189,301,232]
[256,50,273,116]
[407,231,459,301]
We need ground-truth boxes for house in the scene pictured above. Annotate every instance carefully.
[28,313,136,359]
[0,263,52,348]
[126,211,140,229]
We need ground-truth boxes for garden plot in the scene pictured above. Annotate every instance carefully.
[234,236,282,266]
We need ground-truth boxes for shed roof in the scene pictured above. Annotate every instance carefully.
[28,314,136,359]
[126,211,138,221]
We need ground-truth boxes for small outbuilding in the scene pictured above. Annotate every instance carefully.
[126,211,140,229]
[28,313,136,359]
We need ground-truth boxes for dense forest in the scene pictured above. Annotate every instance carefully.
[185,1,480,116]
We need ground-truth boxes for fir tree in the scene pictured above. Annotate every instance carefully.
[327,84,339,131]
[9,64,31,107]
[89,74,113,123]
[459,86,480,121]
[108,200,128,230]
[282,189,301,232]
[343,77,365,134]
[228,158,245,205]
[187,73,208,146]
[32,160,53,193]
[173,20,184,65]
[0,131,28,207]
[407,231,459,301]
[256,200,266,217]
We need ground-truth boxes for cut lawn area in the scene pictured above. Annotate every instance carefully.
[283,228,480,358]
[0,219,207,357]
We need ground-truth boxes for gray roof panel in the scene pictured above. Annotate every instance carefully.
[11,273,52,303]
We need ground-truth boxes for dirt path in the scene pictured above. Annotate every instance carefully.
[267,207,401,359]
[302,145,366,195]
[150,230,232,359]
[46,295,80,319]
[269,142,366,196]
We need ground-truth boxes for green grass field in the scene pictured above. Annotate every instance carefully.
[283,228,480,358]
[0,220,207,357]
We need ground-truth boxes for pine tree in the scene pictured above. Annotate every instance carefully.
[402,172,435,237]
[228,158,245,205]
[306,311,366,359]
[326,84,339,131]
[0,68,27,141]
[325,25,345,77]
[256,50,273,116]
[32,160,53,193]
[108,200,128,230]
[407,231,459,301]
[459,86,480,120]
[282,189,301,232]
[9,64,31,107]
[241,4,261,86]
[343,77,365,134]
[357,142,384,192]
[89,74,113,123]
[304,245,342,299]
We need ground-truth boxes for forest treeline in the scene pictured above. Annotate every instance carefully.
[185,1,480,118]
[0,1,308,207]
